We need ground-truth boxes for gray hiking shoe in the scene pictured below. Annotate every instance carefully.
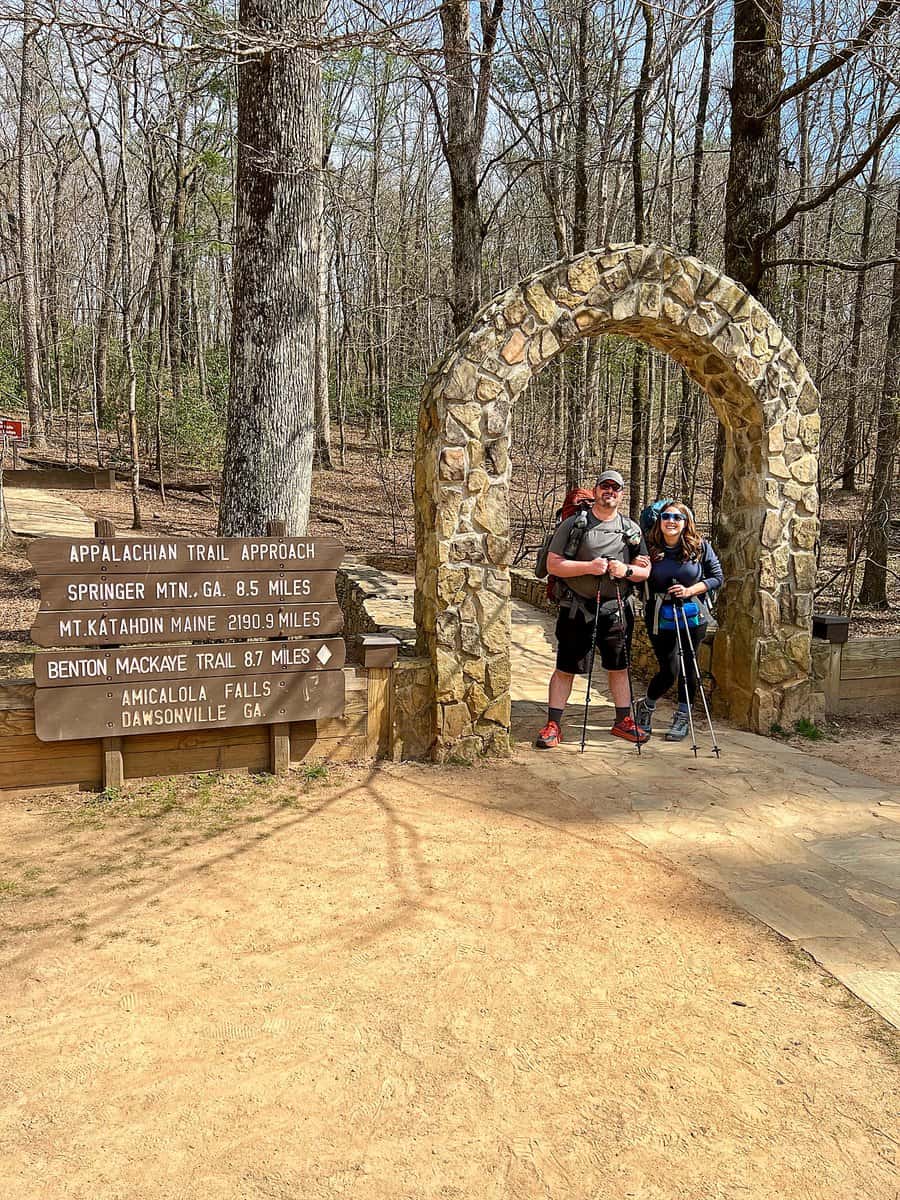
[666,711,691,742]
[634,698,654,732]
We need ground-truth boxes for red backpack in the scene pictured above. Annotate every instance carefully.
[534,486,594,603]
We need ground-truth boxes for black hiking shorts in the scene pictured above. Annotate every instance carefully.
[554,599,633,675]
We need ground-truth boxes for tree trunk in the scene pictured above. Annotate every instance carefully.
[17,0,47,449]
[724,0,783,303]
[715,0,783,526]
[680,9,712,506]
[841,153,880,492]
[116,74,142,531]
[168,102,189,445]
[441,1,483,333]
[48,149,71,460]
[859,187,900,607]
[628,0,653,516]
[314,164,333,469]
[564,0,590,489]
[219,0,321,536]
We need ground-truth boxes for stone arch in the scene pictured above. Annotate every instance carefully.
[414,243,820,758]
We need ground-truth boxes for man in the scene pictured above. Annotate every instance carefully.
[535,468,651,748]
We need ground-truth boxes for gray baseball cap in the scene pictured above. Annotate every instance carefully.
[595,468,625,489]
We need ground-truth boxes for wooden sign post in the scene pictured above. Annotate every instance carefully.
[266,520,291,778]
[29,520,347,786]
[95,519,123,787]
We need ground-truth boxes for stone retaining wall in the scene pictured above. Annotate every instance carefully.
[336,558,433,758]
[336,558,417,658]
[510,567,713,691]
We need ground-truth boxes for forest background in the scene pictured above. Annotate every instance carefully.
[1,0,898,628]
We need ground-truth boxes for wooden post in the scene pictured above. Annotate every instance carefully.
[366,668,392,759]
[812,613,849,716]
[822,642,843,715]
[361,636,399,759]
[269,723,291,774]
[266,519,292,775]
[102,736,124,790]
[95,518,124,789]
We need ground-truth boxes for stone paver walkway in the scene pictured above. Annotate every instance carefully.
[282,563,900,1028]
[511,599,900,1029]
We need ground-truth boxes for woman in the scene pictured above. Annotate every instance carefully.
[634,503,723,742]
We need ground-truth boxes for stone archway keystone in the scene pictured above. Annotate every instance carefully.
[414,244,821,759]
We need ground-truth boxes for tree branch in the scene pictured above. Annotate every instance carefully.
[762,108,900,244]
[754,0,898,120]
[418,69,451,164]
[760,254,900,272]
[474,0,503,148]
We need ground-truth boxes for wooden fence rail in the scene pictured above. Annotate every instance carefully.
[815,635,900,716]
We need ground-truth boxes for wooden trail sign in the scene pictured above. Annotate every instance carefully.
[34,638,346,687]
[27,536,343,574]
[34,669,347,741]
[29,529,351,759]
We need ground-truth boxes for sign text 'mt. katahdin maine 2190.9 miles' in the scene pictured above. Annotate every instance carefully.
[28,535,349,742]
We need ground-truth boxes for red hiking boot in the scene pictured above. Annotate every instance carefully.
[611,715,650,745]
[535,719,562,749]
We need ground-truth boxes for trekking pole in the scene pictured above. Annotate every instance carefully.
[671,599,699,757]
[614,583,642,756]
[675,600,722,758]
[580,586,603,753]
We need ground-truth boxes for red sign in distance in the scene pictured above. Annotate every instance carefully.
[0,418,24,439]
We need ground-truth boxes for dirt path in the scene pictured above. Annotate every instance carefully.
[1,762,897,1199]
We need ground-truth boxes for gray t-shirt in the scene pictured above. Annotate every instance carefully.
[548,509,646,599]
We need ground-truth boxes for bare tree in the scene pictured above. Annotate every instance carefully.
[16,0,47,448]
[859,183,900,607]
[629,0,653,515]
[219,0,322,535]
[430,0,503,333]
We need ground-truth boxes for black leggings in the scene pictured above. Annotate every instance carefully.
[647,624,707,706]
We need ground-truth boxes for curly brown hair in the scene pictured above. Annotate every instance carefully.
[648,502,704,562]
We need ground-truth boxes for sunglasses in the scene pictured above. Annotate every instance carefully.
[598,482,623,492]
[660,512,686,522]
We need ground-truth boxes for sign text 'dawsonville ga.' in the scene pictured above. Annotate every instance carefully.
[34,638,347,687]
[27,536,343,574]
[38,570,337,611]
[34,669,347,741]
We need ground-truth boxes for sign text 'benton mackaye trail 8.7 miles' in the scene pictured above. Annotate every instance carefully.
[28,534,349,742]
[34,638,346,686]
